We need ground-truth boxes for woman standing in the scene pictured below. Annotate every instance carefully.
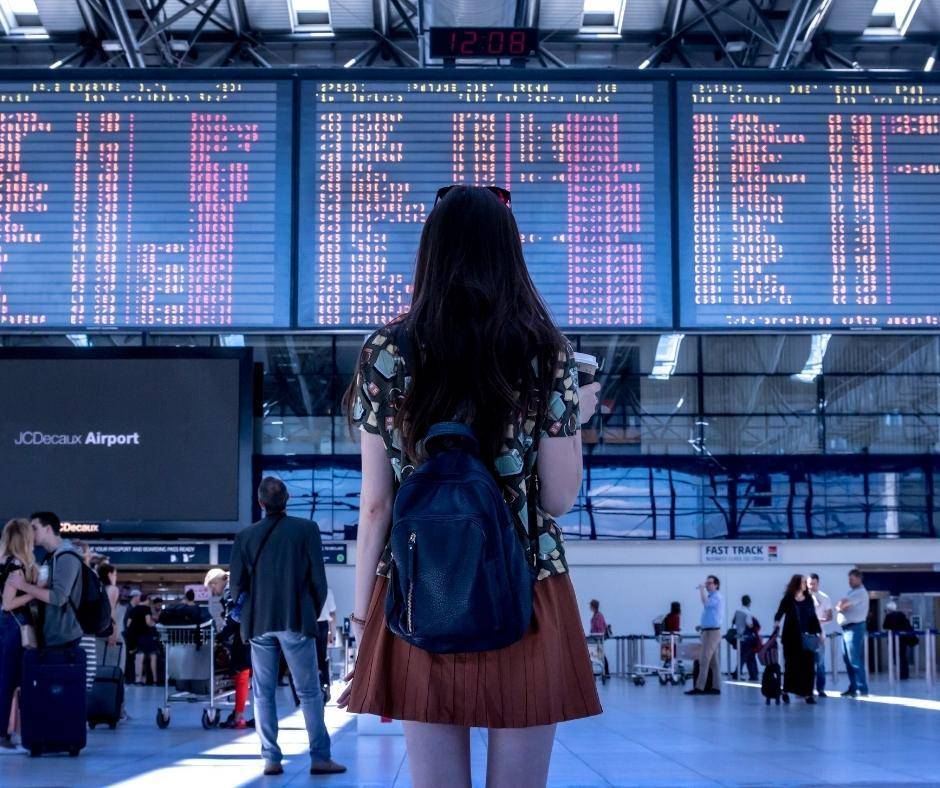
[589,600,610,679]
[97,563,121,660]
[338,186,602,788]
[773,574,821,704]
[0,518,39,749]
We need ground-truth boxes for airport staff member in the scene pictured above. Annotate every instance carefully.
[686,575,724,696]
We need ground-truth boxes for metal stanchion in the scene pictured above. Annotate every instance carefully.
[913,631,921,678]
[887,631,896,684]
[927,630,936,691]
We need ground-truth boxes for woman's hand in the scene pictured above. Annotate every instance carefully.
[578,382,602,425]
[107,632,119,647]
[336,669,355,709]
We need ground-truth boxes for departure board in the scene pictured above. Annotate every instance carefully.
[677,79,940,329]
[298,79,672,329]
[0,79,292,329]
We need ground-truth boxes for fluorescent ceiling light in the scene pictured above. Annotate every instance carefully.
[0,0,44,34]
[792,333,831,384]
[219,334,245,347]
[650,334,684,380]
[581,0,623,31]
[293,0,331,29]
[66,334,89,348]
[865,0,922,36]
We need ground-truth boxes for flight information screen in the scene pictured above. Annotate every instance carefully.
[0,79,292,329]
[298,78,672,329]
[677,79,940,329]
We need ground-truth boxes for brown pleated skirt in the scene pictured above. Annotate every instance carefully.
[346,572,603,728]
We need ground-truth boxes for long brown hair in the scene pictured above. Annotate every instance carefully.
[344,186,567,467]
[785,574,806,597]
[1,518,37,583]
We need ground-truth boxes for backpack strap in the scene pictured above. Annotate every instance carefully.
[244,512,287,628]
[56,550,85,618]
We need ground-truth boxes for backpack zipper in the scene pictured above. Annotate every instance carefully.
[406,532,416,634]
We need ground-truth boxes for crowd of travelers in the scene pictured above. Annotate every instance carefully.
[0,493,345,775]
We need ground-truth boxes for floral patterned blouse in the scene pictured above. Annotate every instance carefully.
[351,322,581,581]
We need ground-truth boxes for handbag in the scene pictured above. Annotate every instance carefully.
[802,632,819,653]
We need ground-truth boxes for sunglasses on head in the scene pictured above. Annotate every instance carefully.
[434,185,512,209]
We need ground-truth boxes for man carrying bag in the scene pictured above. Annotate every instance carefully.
[230,477,346,778]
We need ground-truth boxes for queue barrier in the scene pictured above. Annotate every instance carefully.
[612,628,938,692]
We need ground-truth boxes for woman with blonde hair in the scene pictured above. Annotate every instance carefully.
[0,518,39,749]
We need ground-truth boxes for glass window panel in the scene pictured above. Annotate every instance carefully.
[825,374,940,415]
[0,334,143,347]
[701,335,811,374]
[248,335,333,418]
[147,334,215,346]
[257,415,332,455]
[579,334,698,376]
[701,416,819,454]
[704,376,818,415]
[825,415,940,454]
[824,336,940,374]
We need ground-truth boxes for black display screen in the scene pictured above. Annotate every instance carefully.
[298,78,673,329]
[677,78,940,329]
[0,349,252,534]
[0,79,292,329]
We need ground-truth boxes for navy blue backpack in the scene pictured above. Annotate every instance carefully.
[385,422,536,654]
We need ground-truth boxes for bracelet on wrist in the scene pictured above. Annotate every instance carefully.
[350,613,367,627]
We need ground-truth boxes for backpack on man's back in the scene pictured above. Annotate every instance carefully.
[55,551,114,638]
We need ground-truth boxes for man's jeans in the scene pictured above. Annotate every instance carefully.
[250,631,331,764]
[841,622,869,694]
[739,634,759,681]
[814,637,826,693]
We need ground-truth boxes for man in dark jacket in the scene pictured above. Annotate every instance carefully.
[230,477,346,777]
[883,601,916,680]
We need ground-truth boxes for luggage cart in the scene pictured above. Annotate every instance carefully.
[155,620,229,730]
[586,635,609,684]
[631,633,700,686]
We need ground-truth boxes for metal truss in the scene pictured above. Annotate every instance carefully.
[0,0,936,69]
[43,0,290,68]
[627,0,850,70]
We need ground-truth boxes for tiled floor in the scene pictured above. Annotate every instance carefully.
[3,677,939,787]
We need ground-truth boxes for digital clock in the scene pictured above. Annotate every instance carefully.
[429,27,539,59]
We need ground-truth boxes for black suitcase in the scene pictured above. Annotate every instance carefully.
[761,663,783,705]
[21,647,88,757]
[88,644,125,729]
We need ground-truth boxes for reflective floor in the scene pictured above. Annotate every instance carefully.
[2,677,939,787]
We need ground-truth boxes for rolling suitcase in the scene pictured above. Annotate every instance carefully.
[21,646,88,757]
[88,643,125,729]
